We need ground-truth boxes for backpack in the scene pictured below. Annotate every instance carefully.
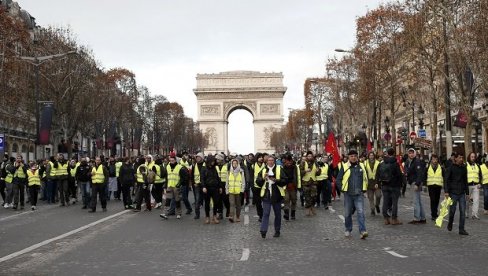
[378,162,393,182]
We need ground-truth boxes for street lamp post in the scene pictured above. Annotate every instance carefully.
[18,51,76,160]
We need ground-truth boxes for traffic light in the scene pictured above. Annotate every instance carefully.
[401,127,408,140]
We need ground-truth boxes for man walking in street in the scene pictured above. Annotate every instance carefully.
[425,154,444,220]
[89,156,109,212]
[191,152,205,220]
[444,152,469,235]
[160,155,187,220]
[199,155,222,224]
[336,150,368,239]
[299,151,321,216]
[11,155,28,210]
[365,152,381,216]
[256,156,288,238]
[282,154,300,221]
[466,152,481,219]
[252,153,265,222]
[405,148,427,224]
[378,148,403,225]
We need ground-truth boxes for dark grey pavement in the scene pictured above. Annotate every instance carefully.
[0,187,487,275]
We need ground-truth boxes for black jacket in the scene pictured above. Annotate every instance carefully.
[119,163,135,185]
[405,157,425,186]
[444,163,469,195]
[75,164,92,182]
[201,165,221,189]
[377,156,403,187]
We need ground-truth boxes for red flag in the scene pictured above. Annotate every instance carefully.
[367,139,372,153]
[325,132,341,168]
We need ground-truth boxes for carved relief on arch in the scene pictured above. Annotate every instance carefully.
[223,101,257,117]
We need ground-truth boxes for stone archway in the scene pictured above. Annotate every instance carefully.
[194,71,287,154]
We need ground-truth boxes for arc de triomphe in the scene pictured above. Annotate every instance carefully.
[194,71,287,154]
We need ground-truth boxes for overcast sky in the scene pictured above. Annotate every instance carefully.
[20,0,382,154]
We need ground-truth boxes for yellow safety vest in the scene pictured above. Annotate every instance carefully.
[5,164,13,183]
[340,163,368,192]
[91,165,105,184]
[194,162,205,185]
[14,166,26,179]
[166,164,182,188]
[48,161,57,178]
[480,164,488,185]
[228,171,243,194]
[57,162,69,176]
[302,162,318,182]
[316,164,329,181]
[260,165,285,197]
[253,163,264,188]
[365,160,380,180]
[27,169,41,186]
[115,161,123,178]
[216,164,228,182]
[426,165,443,186]
[467,163,480,184]
[153,164,164,184]
[136,164,147,183]
[179,159,190,169]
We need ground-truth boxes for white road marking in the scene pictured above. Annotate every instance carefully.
[0,211,32,222]
[240,248,250,261]
[383,247,408,258]
[338,215,345,222]
[244,215,249,225]
[0,210,131,264]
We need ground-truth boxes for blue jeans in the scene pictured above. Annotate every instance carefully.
[412,185,425,220]
[448,193,466,231]
[260,199,281,233]
[344,193,366,233]
[181,185,192,211]
[80,181,91,207]
[46,179,57,204]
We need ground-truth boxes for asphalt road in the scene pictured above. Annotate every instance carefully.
[0,186,487,276]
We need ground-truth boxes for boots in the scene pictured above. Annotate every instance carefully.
[384,218,391,225]
[391,218,403,225]
[212,215,220,224]
[291,210,296,220]
[284,210,290,221]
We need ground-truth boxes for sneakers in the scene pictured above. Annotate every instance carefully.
[31,206,37,211]
[471,215,480,220]
[159,214,168,220]
[344,231,351,238]
[360,231,368,239]
[155,202,162,209]
[176,215,181,219]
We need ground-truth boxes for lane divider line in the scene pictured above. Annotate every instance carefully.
[240,248,250,261]
[0,210,131,264]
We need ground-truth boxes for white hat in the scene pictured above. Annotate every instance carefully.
[196,152,204,159]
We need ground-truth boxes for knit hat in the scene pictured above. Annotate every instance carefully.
[196,152,204,159]
[216,154,224,161]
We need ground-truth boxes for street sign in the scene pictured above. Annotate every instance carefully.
[418,129,426,138]
[414,137,432,149]
[0,133,4,156]
[409,131,417,140]
[383,133,392,141]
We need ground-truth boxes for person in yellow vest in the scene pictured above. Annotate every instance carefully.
[256,156,288,238]
[11,155,28,210]
[160,155,187,220]
[336,150,369,239]
[282,154,300,220]
[216,154,230,219]
[27,161,41,210]
[333,155,349,201]
[191,152,206,220]
[226,159,245,223]
[317,155,332,210]
[2,156,15,208]
[365,152,381,216]
[179,153,191,170]
[57,154,70,207]
[89,156,109,212]
[133,156,153,212]
[466,152,482,219]
[45,155,58,204]
[151,156,167,209]
[480,159,488,215]
[252,153,265,222]
[299,151,321,216]
[68,159,77,205]
[424,154,444,220]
